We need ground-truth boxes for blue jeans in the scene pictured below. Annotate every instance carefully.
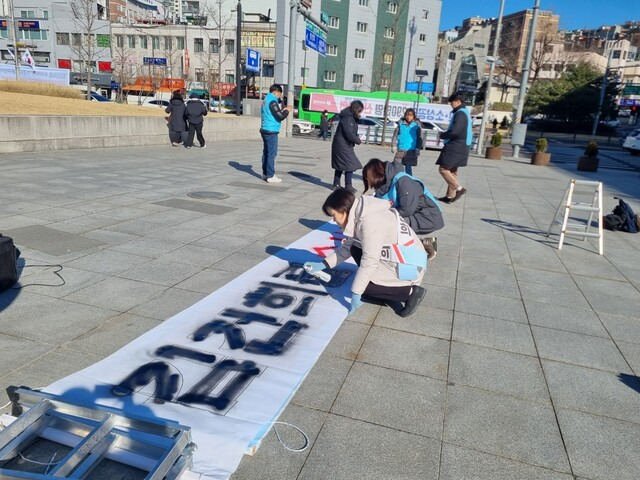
[261,131,278,178]
[404,164,413,176]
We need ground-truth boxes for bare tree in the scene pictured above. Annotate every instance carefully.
[111,42,138,103]
[530,17,559,83]
[69,0,108,100]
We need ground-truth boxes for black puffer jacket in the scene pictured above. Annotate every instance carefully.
[331,107,362,172]
[185,98,208,125]
[376,161,444,235]
[436,104,470,168]
[165,98,187,132]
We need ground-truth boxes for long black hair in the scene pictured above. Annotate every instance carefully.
[322,188,356,217]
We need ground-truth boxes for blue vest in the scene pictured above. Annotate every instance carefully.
[444,107,473,146]
[378,172,442,213]
[397,121,420,150]
[261,92,281,132]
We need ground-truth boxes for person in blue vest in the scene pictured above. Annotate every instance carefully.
[391,108,423,175]
[436,92,472,203]
[260,84,292,183]
[363,158,444,260]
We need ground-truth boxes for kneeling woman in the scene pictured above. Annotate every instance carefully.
[305,189,427,317]
[362,158,444,259]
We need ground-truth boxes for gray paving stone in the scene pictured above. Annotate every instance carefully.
[117,259,203,286]
[524,300,609,337]
[449,342,549,402]
[453,312,537,356]
[0,334,54,380]
[533,326,631,373]
[228,181,289,192]
[173,268,240,294]
[587,290,640,319]
[444,385,570,472]
[597,312,640,345]
[617,340,640,375]
[557,408,640,480]
[231,404,327,480]
[158,244,234,267]
[4,225,105,256]
[110,236,185,257]
[128,288,205,321]
[65,313,162,358]
[518,280,591,309]
[14,266,106,299]
[374,304,453,340]
[346,301,381,325]
[63,277,166,312]
[358,326,449,379]
[514,265,573,287]
[211,252,267,274]
[65,249,151,274]
[440,443,574,480]
[455,290,528,323]
[332,362,446,438]
[322,320,370,362]
[298,414,441,480]
[292,354,353,412]
[421,284,455,311]
[457,269,521,298]
[153,198,237,215]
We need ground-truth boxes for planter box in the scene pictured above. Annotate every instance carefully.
[485,146,502,160]
[531,152,551,166]
[577,155,599,172]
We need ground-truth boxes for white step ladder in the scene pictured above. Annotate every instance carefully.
[547,179,604,255]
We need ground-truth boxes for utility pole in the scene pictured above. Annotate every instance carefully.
[591,42,615,136]
[8,0,20,80]
[512,0,540,158]
[476,0,505,155]
[285,0,298,138]
[235,0,242,116]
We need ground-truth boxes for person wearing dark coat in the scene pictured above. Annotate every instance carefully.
[184,93,208,149]
[363,158,444,259]
[436,92,472,203]
[331,100,364,192]
[165,90,187,146]
[319,110,330,141]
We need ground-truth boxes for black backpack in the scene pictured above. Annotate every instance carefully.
[603,198,640,233]
[0,234,20,292]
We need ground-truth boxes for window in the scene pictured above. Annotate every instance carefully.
[195,68,204,82]
[380,77,389,88]
[383,53,393,64]
[128,35,136,48]
[0,29,7,39]
[20,10,36,18]
[357,22,368,33]
[140,36,148,49]
[448,52,456,60]
[152,36,160,49]
[301,67,309,78]
[612,50,621,59]
[164,36,172,50]
[419,33,426,43]
[327,44,338,56]
[355,48,365,59]
[225,70,235,83]
[422,10,429,19]
[225,39,234,53]
[329,16,339,28]
[176,36,185,49]
[324,70,336,82]
[56,32,70,46]
[358,0,369,5]
[474,43,485,49]
[384,27,395,38]
[72,33,82,46]
[416,57,424,67]
[194,38,203,53]
[116,35,123,48]
[353,74,364,84]
[262,60,274,76]
[42,10,48,19]
[387,2,397,14]
[210,38,219,53]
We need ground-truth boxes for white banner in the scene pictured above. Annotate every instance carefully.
[0,64,70,85]
[45,224,354,479]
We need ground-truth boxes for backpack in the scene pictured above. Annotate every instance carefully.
[0,233,20,292]
[603,198,640,233]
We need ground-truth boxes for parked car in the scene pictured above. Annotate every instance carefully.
[420,120,447,150]
[622,129,640,155]
[471,114,484,127]
[81,90,111,102]
[292,119,314,135]
[142,99,170,108]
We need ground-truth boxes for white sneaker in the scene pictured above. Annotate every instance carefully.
[266,175,282,183]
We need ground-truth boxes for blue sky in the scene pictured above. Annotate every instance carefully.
[440,0,636,31]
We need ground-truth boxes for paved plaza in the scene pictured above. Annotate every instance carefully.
[0,137,639,480]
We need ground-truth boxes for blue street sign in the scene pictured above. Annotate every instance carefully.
[305,21,327,57]
[143,57,167,66]
[246,48,260,73]
[406,81,434,93]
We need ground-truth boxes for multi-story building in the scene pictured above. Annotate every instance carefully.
[0,0,112,75]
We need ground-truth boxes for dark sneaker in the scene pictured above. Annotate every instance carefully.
[438,196,453,203]
[399,286,426,317]
[451,187,466,203]
[346,185,358,194]
[332,185,341,191]
[200,144,206,149]
[422,237,437,260]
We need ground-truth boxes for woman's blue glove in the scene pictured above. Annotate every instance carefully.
[349,293,363,314]
[303,261,324,274]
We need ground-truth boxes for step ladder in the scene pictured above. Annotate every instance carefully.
[546,179,603,255]
[0,387,195,479]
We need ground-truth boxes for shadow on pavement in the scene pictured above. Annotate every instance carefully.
[287,170,334,189]
[617,373,640,394]
[228,161,262,180]
[298,218,333,231]
[0,258,26,313]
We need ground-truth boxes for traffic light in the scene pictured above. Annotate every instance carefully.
[632,105,638,113]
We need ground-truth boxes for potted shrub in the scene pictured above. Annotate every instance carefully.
[531,137,551,166]
[577,141,599,172]
[485,132,502,160]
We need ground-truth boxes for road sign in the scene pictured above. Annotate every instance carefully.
[622,84,640,96]
[406,82,434,93]
[305,21,327,57]
[143,57,167,66]
[620,98,640,106]
[320,11,329,25]
[246,48,260,73]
